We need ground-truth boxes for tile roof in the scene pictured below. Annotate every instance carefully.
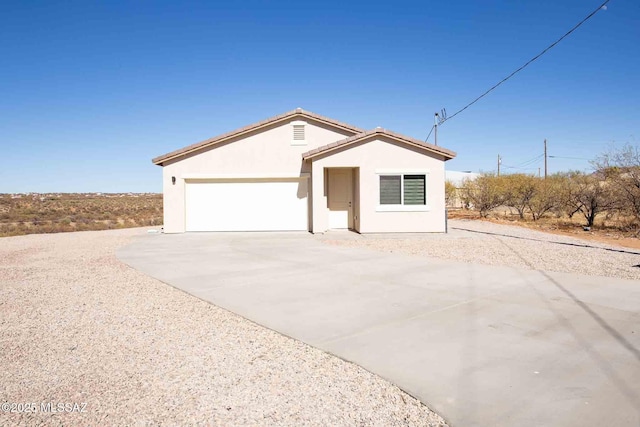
[301,128,456,160]
[152,108,364,165]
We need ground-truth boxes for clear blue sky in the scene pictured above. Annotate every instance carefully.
[1,0,638,192]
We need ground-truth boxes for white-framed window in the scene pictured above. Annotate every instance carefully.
[377,170,429,212]
[290,120,307,145]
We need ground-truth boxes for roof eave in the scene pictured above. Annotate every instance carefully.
[152,109,364,166]
[302,131,456,161]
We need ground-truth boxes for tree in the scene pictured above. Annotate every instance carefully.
[566,172,617,228]
[445,180,457,207]
[461,174,507,218]
[526,175,561,220]
[594,144,640,225]
[503,174,537,219]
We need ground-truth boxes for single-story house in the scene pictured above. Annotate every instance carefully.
[152,108,456,233]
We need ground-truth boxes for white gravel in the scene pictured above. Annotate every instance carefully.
[0,228,446,426]
[325,219,640,281]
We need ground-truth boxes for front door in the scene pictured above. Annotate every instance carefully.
[328,168,353,229]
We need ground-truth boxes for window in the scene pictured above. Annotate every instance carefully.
[380,175,401,204]
[403,175,426,205]
[290,121,307,145]
[378,173,427,211]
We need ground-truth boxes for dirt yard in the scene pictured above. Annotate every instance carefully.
[325,219,640,281]
[0,228,445,426]
[448,209,640,250]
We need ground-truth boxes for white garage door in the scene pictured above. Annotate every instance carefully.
[185,179,308,231]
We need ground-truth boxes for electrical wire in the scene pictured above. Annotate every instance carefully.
[424,124,435,142]
[503,161,542,169]
[504,166,540,171]
[548,155,591,160]
[513,154,544,168]
[500,154,544,170]
[439,0,611,126]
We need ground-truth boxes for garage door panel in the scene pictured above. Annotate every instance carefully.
[186,180,308,231]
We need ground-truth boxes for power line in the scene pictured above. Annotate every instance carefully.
[548,155,591,160]
[440,0,611,125]
[424,124,435,142]
[504,166,540,171]
[504,164,542,170]
[513,154,544,168]
[501,154,544,170]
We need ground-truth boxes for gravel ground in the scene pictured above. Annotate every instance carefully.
[325,219,640,280]
[0,228,446,426]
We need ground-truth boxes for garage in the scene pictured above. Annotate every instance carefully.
[185,179,308,232]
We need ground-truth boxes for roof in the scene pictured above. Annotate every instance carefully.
[152,108,364,165]
[301,128,456,160]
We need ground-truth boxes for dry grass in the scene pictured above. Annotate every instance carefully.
[0,193,162,237]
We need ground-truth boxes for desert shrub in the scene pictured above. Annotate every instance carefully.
[563,171,617,228]
[594,144,640,227]
[461,174,508,217]
[502,174,537,219]
[445,180,457,207]
[527,174,566,221]
[0,194,162,237]
[459,171,622,227]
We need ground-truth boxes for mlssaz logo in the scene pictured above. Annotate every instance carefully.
[40,402,88,413]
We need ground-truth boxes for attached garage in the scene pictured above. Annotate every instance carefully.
[184,178,308,232]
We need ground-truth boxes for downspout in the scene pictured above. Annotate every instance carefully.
[445,207,448,233]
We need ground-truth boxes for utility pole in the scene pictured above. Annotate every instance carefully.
[497,154,501,176]
[538,167,541,177]
[434,113,439,146]
[544,139,548,179]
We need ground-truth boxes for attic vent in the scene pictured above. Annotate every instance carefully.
[290,120,307,145]
[293,125,305,141]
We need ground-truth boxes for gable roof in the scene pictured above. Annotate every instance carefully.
[301,128,456,161]
[152,108,364,165]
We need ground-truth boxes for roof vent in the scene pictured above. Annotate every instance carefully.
[293,125,305,141]
[291,120,307,145]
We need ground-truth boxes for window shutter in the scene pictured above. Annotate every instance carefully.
[403,175,425,205]
[293,125,305,141]
[380,175,401,204]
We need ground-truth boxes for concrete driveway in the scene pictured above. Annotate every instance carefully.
[117,232,640,427]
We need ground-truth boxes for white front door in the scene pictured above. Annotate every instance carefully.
[328,169,352,229]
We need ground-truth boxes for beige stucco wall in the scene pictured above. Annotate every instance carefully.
[310,137,447,233]
[160,119,355,233]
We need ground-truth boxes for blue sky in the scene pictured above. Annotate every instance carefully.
[1,0,638,192]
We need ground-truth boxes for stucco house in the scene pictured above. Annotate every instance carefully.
[152,108,456,234]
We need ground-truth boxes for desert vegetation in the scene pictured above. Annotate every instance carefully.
[451,144,640,235]
[0,193,162,237]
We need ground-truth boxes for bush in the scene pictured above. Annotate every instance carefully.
[528,175,565,221]
[594,144,640,225]
[461,174,508,218]
[460,171,625,228]
[502,174,537,219]
[445,180,457,207]
[565,171,617,228]
[0,194,163,237]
